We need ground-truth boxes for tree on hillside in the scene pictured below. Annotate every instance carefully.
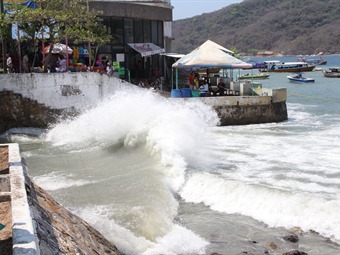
[1,0,111,70]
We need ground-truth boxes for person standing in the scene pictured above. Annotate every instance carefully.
[188,71,194,89]
[44,53,58,73]
[23,53,30,73]
[106,61,114,76]
[6,54,13,73]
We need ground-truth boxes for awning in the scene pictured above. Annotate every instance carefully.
[128,43,165,57]
[161,53,185,58]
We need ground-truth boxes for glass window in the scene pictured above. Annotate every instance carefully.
[102,17,111,34]
[143,20,151,43]
[134,19,143,43]
[111,18,124,45]
[157,21,163,46]
[124,18,134,43]
[151,20,158,44]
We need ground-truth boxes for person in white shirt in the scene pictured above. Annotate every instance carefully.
[106,62,114,76]
[6,54,13,73]
[56,55,67,72]
[199,80,209,96]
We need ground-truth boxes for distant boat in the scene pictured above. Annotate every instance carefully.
[323,67,340,78]
[238,73,270,80]
[262,60,316,72]
[297,57,327,65]
[287,73,315,83]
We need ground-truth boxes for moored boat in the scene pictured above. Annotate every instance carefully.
[287,73,315,83]
[323,67,340,78]
[297,57,327,65]
[262,60,316,72]
[237,73,270,80]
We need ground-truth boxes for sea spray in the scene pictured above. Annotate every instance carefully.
[42,88,219,254]
[77,205,208,255]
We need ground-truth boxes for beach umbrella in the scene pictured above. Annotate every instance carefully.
[43,43,73,55]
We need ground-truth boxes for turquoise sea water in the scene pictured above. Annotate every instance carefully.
[4,55,340,255]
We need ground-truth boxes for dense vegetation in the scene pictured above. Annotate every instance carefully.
[172,0,340,55]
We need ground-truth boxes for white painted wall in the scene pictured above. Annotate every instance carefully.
[0,73,131,110]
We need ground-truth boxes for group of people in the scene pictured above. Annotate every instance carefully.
[188,71,227,96]
[95,55,115,76]
[43,53,68,73]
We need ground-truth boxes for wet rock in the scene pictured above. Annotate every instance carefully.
[283,233,299,243]
[282,250,308,255]
[266,241,278,250]
[290,227,304,236]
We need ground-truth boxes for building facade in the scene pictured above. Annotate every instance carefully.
[89,0,173,82]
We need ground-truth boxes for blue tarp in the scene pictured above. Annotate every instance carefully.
[4,0,38,14]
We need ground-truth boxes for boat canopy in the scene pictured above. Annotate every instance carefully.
[172,40,252,70]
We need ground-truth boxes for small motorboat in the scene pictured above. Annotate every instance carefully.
[323,67,340,78]
[238,73,270,80]
[287,73,315,83]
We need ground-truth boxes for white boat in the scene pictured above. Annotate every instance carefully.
[237,73,270,80]
[297,57,327,65]
[287,73,315,83]
[323,67,340,78]
[262,60,316,72]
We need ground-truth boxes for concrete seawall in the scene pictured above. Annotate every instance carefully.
[0,73,287,133]
[0,143,123,255]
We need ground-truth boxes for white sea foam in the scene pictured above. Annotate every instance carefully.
[180,172,340,243]
[46,89,219,192]
[33,172,95,191]
[43,88,218,254]
[77,205,208,255]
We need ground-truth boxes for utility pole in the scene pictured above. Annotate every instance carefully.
[0,0,6,73]
[15,0,22,73]
[87,0,91,68]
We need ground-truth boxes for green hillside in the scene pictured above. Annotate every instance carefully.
[172,0,340,55]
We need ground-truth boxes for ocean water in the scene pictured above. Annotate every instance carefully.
[3,55,340,255]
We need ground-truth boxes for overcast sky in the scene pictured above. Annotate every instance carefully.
[171,0,243,20]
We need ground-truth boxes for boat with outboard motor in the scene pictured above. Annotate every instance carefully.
[237,72,270,80]
[297,57,327,66]
[287,73,315,83]
[323,67,340,78]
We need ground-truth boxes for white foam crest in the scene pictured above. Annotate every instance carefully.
[143,225,208,255]
[180,172,340,243]
[75,205,154,255]
[46,88,219,192]
[33,172,95,191]
[209,118,340,195]
[77,205,208,255]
